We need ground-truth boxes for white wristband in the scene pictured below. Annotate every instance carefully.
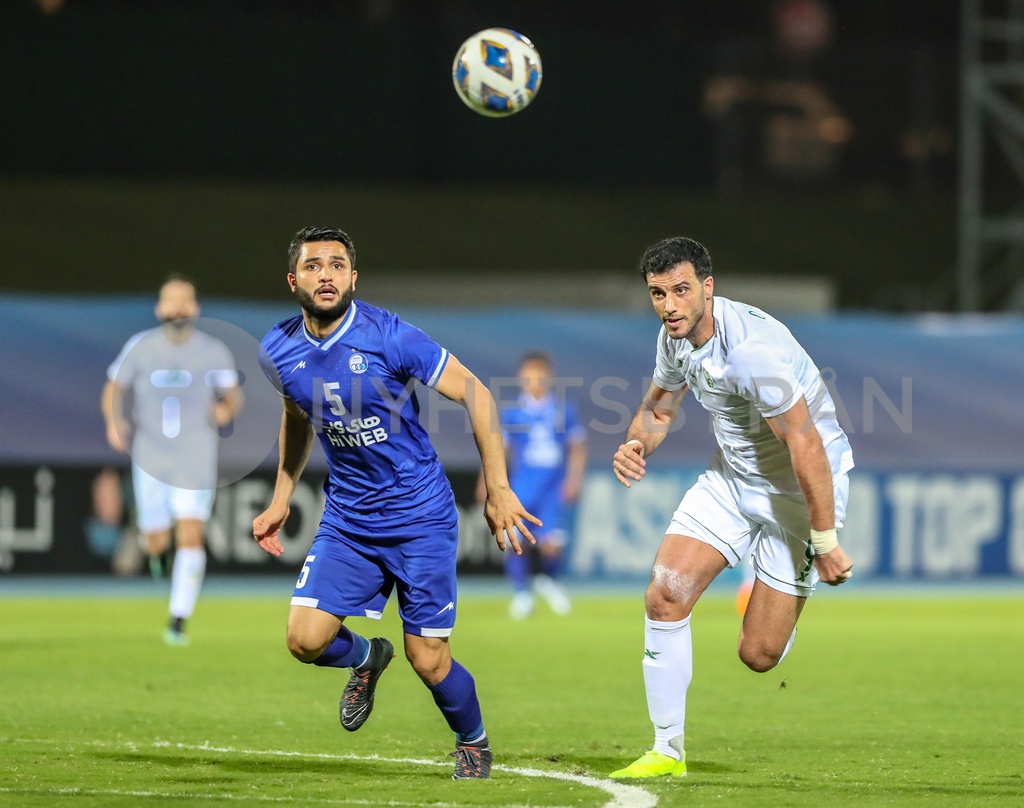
[809,528,838,554]
[624,439,644,453]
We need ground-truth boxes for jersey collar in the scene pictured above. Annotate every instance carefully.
[518,391,555,412]
[302,301,358,351]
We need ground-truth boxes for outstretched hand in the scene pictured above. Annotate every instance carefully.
[484,486,542,555]
[252,502,290,557]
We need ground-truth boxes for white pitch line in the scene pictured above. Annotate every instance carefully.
[499,764,657,808]
[2,738,658,808]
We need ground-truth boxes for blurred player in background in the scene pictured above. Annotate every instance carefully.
[477,352,586,619]
[83,466,143,577]
[253,226,539,780]
[609,236,854,779]
[102,275,242,646]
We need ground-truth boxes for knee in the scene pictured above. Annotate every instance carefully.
[405,642,449,685]
[173,521,205,549]
[737,638,781,673]
[286,629,329,664]
[145,532,171,556]
[644,585,673,621]
[539,542,561,560]
[644,566,695,621]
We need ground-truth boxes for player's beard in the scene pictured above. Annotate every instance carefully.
[665,296,709,342]
[160,315,194,339]
[296,281,356,328]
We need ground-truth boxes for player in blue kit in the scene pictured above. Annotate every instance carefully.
[480,352,587,618]
[253,226,540,780]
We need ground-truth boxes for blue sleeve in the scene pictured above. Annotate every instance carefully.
[258,337,285,396]
[384,315,449,387]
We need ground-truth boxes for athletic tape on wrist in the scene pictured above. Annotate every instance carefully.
[809,527,838,554]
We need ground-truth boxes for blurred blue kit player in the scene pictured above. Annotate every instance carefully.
[481,352,586,619]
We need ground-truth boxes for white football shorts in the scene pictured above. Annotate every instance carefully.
[131,463,216,534]
[666,454,849,597]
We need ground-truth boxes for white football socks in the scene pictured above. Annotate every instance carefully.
[169,546,206,620]
[778,626,797,665]
[643,614,692,759]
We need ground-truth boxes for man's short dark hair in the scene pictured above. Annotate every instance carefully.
[288,226,357,271]
[161,273,196,293]
[519,351,552,368]
[638,237,712,280]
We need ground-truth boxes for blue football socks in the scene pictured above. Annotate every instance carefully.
[428,659,485,743]
[504,550,530,591]
[540,552,562,579]
[312,626,370,669]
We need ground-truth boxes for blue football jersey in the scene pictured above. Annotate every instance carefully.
[259,301,456,539]
[501,392,585,509]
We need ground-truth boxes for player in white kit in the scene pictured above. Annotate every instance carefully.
[609,237,854,779]
[102,276,242,645]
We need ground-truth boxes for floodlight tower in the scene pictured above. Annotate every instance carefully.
[958,0,1024,311]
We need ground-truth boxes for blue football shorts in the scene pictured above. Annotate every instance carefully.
[516,491,567,547]
[290,520,459,638]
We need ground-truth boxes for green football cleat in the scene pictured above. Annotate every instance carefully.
[163,627,189,647]
[609,749,687,779]
[163,617,189,647]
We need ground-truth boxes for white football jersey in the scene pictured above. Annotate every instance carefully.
[653,296,853,494]
[108,326,238,489]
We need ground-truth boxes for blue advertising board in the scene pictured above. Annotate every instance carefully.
[0,295,1021,579]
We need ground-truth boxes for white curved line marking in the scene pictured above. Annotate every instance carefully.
[1,738,657,808]
[160,742,657,808]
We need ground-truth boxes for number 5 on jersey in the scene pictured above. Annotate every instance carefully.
[297,554,315,588]
[323,382,347,416]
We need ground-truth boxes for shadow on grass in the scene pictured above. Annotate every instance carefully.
[688,759,743,774]
[91,750,442,780]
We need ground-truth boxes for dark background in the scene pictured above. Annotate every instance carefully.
[0,0,962,309]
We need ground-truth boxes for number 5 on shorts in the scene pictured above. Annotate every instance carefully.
[296,554,315,589]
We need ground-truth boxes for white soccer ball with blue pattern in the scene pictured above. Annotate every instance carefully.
[452,28,542,117]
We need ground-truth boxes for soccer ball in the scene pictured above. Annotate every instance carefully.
[452,28,543,117]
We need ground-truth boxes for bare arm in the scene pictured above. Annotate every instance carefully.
[766,396,853,586]
[434,354,541,554]
[101,379,130,454]
[252,398,313,557]
[562,436,587,503]
[474,441,504,505]
[612,381,688,488]
[474,467,488,505]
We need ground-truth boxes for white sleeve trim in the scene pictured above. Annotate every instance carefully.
[759,386,805,419]
[652,367,688,391]
[426,348,450,387]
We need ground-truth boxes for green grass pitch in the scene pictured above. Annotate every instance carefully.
[1,585,1022,807]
